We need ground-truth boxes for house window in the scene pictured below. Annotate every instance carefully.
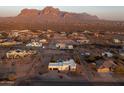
[53,68,59,70]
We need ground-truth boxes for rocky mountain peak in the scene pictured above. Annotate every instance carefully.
[18,8,40,16]
[41,6,60,16]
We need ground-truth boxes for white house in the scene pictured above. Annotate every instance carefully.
[56,43,73,49]
[26,42,42,47]
[68,45,74,49]
[48,59,77,71]
[102,52,113,57]
[113,39,121,43]
[81,52,91,56]
[56,43,66,49]
[39,39,47,43]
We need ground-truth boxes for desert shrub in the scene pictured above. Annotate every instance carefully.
[113,55,119,59]
[95,56,103,60]
[0,33,8,39]
[50,57,56,63]
[113,55,124,61]
[118,56,124,61]
[75,57,81,65]
[85,56,97,63]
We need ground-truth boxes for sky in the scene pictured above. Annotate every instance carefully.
[0,6,123,21]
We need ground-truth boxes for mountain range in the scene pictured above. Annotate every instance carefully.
[0,7,123,32]
[17,6,99,21]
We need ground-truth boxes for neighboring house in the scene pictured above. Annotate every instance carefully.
[39,39,48,43]
[56,43,66,49]
[102,52,113,57]
[26,42,42,47]
[76,35,89,44]
[71,32,78,36]
[81,52,90,56]
[96,60,117,73]
[113,38,121,43]
[68,45,74,49]
[6,49,36,59]
[94,32,99,38]
[77,39,89,44]
[47,29,53,33]
[9,32,19,38]
[60,32,67,36]
[48,59,77,71]
[83,30,92,34]
[56,43,74,49]
[47,34,51,38]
